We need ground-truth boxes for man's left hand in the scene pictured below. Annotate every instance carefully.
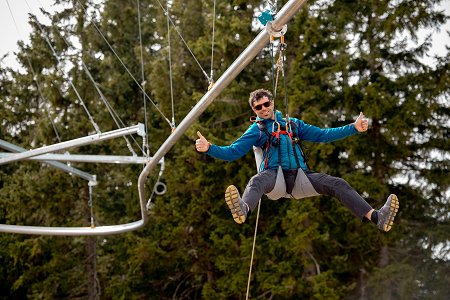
[354,112,369,132]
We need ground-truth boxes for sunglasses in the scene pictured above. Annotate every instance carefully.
[253,101,271,111]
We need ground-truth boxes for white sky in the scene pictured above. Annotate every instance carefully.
[0,0,449,70]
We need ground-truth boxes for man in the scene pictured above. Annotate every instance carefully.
[195,89,399,231]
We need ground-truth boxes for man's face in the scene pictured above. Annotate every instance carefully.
[252,96,274,119]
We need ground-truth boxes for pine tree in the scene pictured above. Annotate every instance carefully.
[1,0,448,299]
[286,0,450,298]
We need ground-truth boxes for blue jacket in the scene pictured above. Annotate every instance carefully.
[207,111,358,171]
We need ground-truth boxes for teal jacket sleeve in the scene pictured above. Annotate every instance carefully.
[207,123,264,161]
[296,120,358,142]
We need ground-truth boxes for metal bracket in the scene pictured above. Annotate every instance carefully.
[137,123,146,137]
[266,21,287,38]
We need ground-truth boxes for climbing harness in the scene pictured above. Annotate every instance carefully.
[252,120,319,200]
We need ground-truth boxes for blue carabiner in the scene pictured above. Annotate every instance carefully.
[258,9,274,26]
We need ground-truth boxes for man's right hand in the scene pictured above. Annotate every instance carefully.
[195,131,210,152]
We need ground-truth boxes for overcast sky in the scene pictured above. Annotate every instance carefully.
[1,0,449,70]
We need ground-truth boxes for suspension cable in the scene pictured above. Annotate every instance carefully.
[83,67,141,156]
[7,0,63,143]
[153,0,212,83]
[76,0,173,128]
[166,0,176,130]
[137,0,150,157]
[209,0,217,88]
[34,0,143,155]
[24,1,101,134]
[88,181,96,228]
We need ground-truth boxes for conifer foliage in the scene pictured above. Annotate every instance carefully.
[0,0,448,299]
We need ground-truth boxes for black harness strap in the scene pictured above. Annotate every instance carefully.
[252,118,309,171]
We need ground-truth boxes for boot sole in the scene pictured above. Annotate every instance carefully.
[225,185,246,224]
[383,194,399,232]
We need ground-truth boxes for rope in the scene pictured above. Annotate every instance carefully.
[270,40,277,119]
[166,0,176,130]
[137,0,150,157]
[280,38,289,119]
[76,0,173,128]
[245,199,261,300]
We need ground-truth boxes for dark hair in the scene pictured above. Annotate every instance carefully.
[248,89,273,107]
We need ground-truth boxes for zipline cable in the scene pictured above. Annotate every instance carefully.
[76,0,173,128]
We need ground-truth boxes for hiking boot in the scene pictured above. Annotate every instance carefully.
[225,185,248,224]
[377,194,399,232]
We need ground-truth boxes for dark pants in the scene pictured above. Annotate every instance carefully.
[241,169,372,220]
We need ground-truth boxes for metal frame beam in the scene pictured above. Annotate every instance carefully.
[0,123,145,165]
[0,153,149,164]
[0,139,96,182]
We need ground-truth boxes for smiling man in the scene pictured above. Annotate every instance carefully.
[195,88,399,232]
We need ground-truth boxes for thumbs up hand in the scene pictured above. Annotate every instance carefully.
[195,131,211,152]
[354,112,369,132]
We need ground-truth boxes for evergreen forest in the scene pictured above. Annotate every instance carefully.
[0,0,449,299]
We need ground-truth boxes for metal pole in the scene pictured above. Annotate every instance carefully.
[138,0,309,224]
[0,123,145,165]
[0,221,145,236]
[0,153,152,164]
[0,139,96,183]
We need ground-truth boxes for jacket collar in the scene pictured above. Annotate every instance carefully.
[256,110,284,124]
